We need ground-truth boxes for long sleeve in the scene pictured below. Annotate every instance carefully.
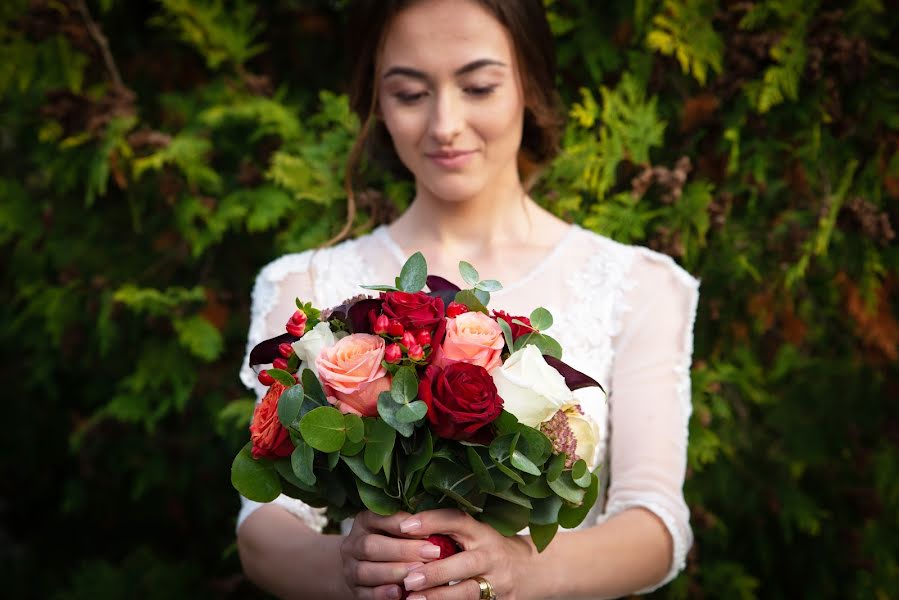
[604,249,699,591]
[236,250,329,534]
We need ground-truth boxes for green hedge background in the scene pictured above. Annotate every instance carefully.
[2,0,897,598]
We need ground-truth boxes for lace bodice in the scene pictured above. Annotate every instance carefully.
[237,224,699,592]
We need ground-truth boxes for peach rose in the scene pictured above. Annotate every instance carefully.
[315,333,390,417]
[432,311,504,372]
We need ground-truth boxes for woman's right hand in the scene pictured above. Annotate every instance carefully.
[340,510,443,600]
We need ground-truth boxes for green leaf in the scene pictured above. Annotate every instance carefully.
[481,497,530,536]
[405,428,434,475]
[344,413,364,443]
[391,367,418,404]
[572,460,592,488]
[275,459,315,493]
[515,426,553,467]
[173,315,223,362]
[290,439,316,486]
[475,279,502,292]
[360,284,400,292]
[302,369,328,406]
[528,307,553,331]
[327,450,340,470]
[558,473,599,529]
[572,459,587,480]
[512,334,563,360]
[377,393,415,437]
[459,261,479,285]
[489,434,526,485]
[341,437,365,456]
[473,288,491,307]
[454,289,489,314]
[467,446,496,493]
[510,449,542,476]
[530,495,563,525]
[299,406,346,453]
[518,475,553,499]
[490,486,533,509]
[277,384,304,429]
[231,443,280,502]
[267,368,296,387]
[364,418,396,474]
[396,400,428,423]
[423,459,477,499]
[547,453,566,482]
[356,479,400,515]
[342,453,387,488]
[548,471,586,505]
[497,316,514,351]
[399,251,428,292]
[494,411,519,435]
[529,522,558,552]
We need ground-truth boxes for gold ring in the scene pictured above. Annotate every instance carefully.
[474,576,497,600]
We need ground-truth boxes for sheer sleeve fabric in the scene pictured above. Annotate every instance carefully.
[604,249,698,591]
[236,251,328,534]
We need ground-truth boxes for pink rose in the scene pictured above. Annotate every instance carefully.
[432,311,504,372]
[315,333,390,417]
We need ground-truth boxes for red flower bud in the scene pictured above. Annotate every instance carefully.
[286,322,305,337]
[289,310,308,325]
[408,344,424,361]
[257,370,275,386]
[278,342,294,358]
[387,319,405,337]
[401,331,417,348]
[446,302,469,318]
[385,343,402,363]
[415,329,431,346]
[272,357,289,371]
[373,314,390,335]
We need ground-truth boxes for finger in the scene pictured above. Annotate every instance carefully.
[356,509,415,533]
[350,561,425,587]
[404,579,482,600]
[350,533,446,562]
[352,583,406,600]
[396,509,480,543]
[402,551,483,592]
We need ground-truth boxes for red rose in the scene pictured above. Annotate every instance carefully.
[249,382,294,460]
[493,310,535,339]
[381,291,445,332]
[419,363,502,443]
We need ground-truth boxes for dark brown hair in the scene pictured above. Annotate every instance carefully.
[327,0,563,245]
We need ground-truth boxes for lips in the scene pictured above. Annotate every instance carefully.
[426,149,476,169]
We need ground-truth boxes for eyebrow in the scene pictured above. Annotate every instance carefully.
[382,58,507,80]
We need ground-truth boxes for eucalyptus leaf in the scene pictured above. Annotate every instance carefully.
[489,486,533,509]
[510,449,542,476]
[341,436,365,456]
[529,495,563,525]
[342,453,387,487]
[558,473,598,529]
[422,459,476,498]
[360,284,400,292]
[547,453,566,482]
[377,393,415,437]
[494,410,519,434]
[231,443,280,502]
[529,307,553,331]
[547,471,586,505]
[529,522,558,553]
[405,428,433,475]
[364,418,396,474]
[302,369,328,406]
[356,479,401,515]
[515,426,552,466]
[275,459,315,492]
[473,288,490,306]
[290,438,316,486]
[442,488,484,513]
[573,467,593,488]
[267,368,296,387]
[344,413,364,443]
[497,316,514,351]
[518,475,553,499]
[459,261,479,286]
[326,450,340,470]
[396,400,428,423]
[399,251,428,292]
[481,497,530,536]
[454,289,488,314]
[277,384,304,429]
[475,279,502,292]
[298,406,346,453]
[572,459,587,480]
[391,367,418,404]
[512,334,563,359]
[467,446,495,493]
[489,434,526,485]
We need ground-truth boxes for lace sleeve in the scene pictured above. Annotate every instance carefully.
[604,248,699,591]
[236,250,328,534]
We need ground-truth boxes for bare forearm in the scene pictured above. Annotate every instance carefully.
[237,505,350,600]
[526,508,673,599]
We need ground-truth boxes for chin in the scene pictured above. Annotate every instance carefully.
[418,172,490,204]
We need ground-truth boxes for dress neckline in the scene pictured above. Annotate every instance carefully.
[373,222,580,295]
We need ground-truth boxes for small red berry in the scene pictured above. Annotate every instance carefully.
[415,329,431,346]
[373,314,390,335]
[286,322,305,337]
[278,342,294,358]
[289,310,308,325]
[408,344,424,361]
[385,343,402,363]
[401,331,416,348]
[446,302,469,318]
[272,357,289,371]
[257,370,275,386]
[387,319,405,337]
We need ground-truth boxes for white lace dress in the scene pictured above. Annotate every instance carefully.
[237,224,699,593]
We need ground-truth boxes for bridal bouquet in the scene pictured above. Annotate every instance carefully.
[231,252,605,552]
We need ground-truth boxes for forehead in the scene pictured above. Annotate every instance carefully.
[380,0,516,72]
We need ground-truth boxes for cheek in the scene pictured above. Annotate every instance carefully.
[381,106,426,149]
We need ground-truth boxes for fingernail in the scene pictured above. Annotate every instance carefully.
[404,572,426,591]
[400,518,421,533]
[386,586,401,599]
[407,562,424,573]
[407,596,426,600]
[420,544,441,558]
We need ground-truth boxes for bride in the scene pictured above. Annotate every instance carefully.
[235,1,697,598]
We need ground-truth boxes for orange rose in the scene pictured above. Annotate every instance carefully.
[432,311,504,372]
[249,382,294,460]
[315,333,391,417]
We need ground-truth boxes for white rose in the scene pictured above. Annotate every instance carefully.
[291,321,337,376]
[491,344,574,427]
[564,407,601,470]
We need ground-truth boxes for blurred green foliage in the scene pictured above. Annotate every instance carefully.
[1,0,897,598]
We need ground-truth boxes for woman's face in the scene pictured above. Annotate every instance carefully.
[377,0,525,203]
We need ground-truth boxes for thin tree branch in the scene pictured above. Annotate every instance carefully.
[75,0,125,91]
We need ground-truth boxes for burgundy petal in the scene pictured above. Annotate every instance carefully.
[347,298,383,333]
[249,332,299,367]
[543,355,606,394]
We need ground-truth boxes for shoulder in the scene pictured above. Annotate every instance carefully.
[573,226,699,296]
[254,232,374,287]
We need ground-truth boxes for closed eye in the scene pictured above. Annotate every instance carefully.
[394,91,428,104]
[465,85,498,97]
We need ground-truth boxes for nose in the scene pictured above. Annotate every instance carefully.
[428,89,463,145]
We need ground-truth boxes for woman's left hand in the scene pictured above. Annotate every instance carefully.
[395,508,538,600]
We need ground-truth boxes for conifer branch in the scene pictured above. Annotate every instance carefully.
[75,0,126,91]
